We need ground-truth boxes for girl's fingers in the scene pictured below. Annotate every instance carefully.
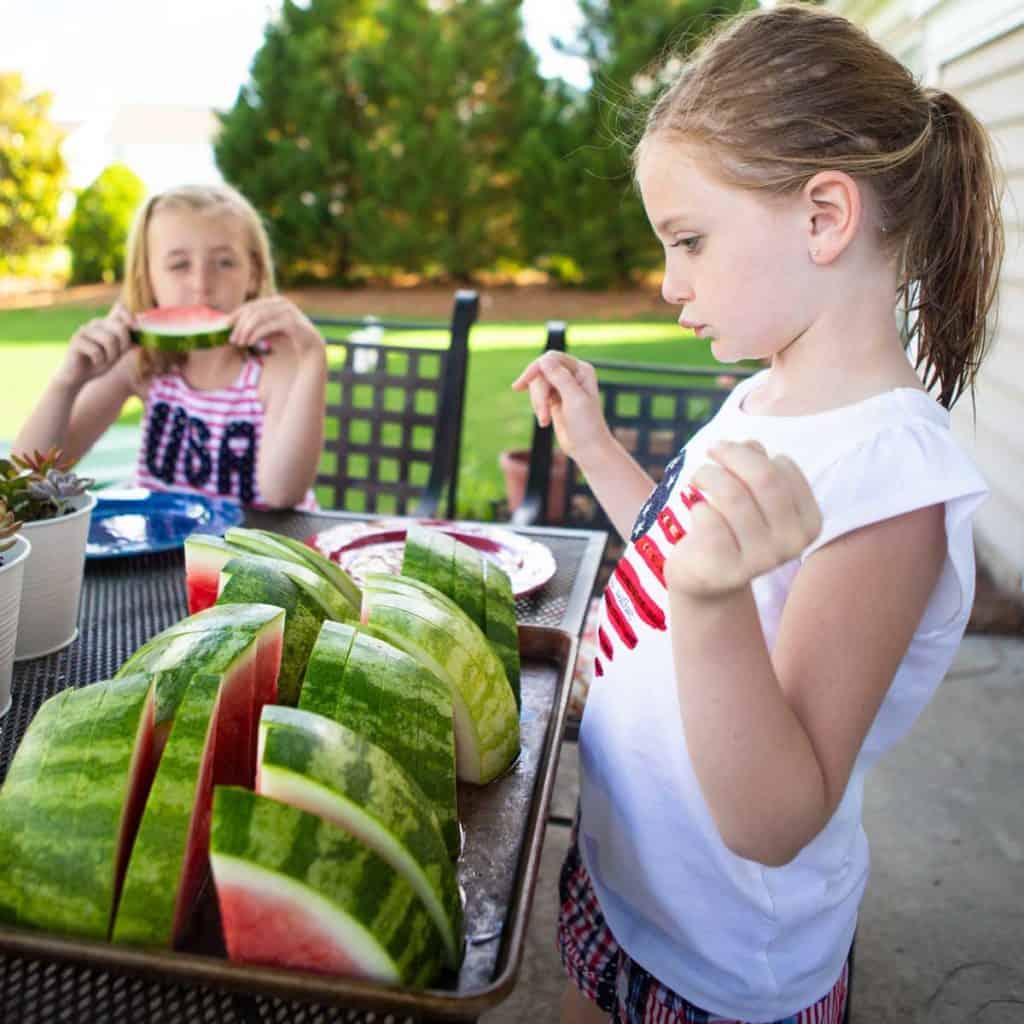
[773,454,823,547]
[527,374,555,427]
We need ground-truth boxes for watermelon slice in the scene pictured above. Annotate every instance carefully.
[482,558,521,707]
[117,605,285,784]
[299,621,460,857]
[0,675,157,939]
[258,706,463,967]
[217,558,324,706]
[225,527,362,613]
[362,574,519,785]
[132,305,233,352]
[402,528,520,708]
[113,672,224,947]
[210,787,444,985]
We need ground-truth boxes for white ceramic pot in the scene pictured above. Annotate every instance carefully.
[15,492,97,661]
[0,534,32,718]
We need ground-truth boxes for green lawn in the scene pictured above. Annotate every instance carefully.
[0,303,732,519]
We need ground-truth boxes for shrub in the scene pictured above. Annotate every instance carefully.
[67,164,146,284]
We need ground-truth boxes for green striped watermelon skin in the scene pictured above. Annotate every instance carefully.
[400,525,434,587]
[217,559,324,706]
[113,673,222,947]
[0,675,155,938]
[452,540,486,634]
[210,787,444,986]
[482,559,521,707]
[363,577,519,784]
[258,706,463,967]
[300,621,460,857]
[226,527,362,613]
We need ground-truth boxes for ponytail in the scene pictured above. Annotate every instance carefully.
[902,89,1004,408]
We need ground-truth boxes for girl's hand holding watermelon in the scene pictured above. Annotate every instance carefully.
[56,302,136,388]
[228,295,325,359]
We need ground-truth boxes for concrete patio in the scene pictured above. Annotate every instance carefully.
[483,632,1024,1024]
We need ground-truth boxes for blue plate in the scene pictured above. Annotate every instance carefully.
[86,488,243,559]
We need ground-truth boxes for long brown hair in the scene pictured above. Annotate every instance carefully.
[120,184,277,379]
[638,2,1005,408]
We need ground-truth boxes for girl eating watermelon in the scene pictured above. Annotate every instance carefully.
[14,184,325,509]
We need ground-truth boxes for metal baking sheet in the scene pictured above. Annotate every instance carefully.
[0,625,578,1022]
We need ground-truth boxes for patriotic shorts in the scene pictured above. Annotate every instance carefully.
[557,830,850,1024]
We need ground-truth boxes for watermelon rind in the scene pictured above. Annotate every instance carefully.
[132,305,232,352]
[217,558,324,706]
[300,621,460,857]
[210,786,444,986]
[0,675,156,938]
[113,673,222,947]
[362,575,519,785]
[481,559,521,708]
[258,706,463,967]
[226,527,363,613]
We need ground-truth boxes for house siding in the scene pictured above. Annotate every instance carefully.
[830,0,1024,588]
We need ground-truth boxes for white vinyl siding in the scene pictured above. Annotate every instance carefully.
[830,0,1024,587]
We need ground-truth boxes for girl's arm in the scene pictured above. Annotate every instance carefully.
[512,351,655,538]
[666,441,945,867]
[233,297,327,508]
[13,305,140,463]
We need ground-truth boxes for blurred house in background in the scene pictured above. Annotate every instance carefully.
[59,104,220,200]
[830,0,1024,592]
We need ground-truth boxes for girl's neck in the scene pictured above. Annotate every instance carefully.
[181,346,248,392]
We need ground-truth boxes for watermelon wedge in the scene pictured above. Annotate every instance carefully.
[299,621,460,857]
[132,305,233,352]
[362,574,519,785]
[210,786,444,985]
[258,706,463,967]
[216,558,324,706]
[117,605,285,784]
[0,675,157,939]
[482,558,521,707]
[225,527,362,613]
[113,672,224,947]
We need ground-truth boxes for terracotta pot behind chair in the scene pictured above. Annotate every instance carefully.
[498,449,569,524]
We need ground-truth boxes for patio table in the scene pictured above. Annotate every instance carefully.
[0,508,607,1024]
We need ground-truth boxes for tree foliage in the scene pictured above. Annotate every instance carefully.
[0,73,67,272]
[66,164,147,284]
[215,0,754,286]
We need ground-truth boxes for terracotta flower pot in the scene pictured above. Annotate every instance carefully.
[15,492,97,661]
[498,449,569,524]
[0,534,31,718]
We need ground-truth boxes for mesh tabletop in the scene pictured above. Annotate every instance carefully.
[0,511,606,1024]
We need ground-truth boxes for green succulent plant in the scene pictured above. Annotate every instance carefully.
[0,497,22,557]
[0,447,95,525]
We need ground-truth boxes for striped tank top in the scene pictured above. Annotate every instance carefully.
[135,356,317,510]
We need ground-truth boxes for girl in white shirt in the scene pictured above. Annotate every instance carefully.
[515,5,1003,1022]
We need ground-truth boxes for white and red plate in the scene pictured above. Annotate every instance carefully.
[310,519,557,598]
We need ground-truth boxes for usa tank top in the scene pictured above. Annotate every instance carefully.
[135,356,317,510]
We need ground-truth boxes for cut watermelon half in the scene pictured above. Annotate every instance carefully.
[211,787,444,985]
[132,305,233,352]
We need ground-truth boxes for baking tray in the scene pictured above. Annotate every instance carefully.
[0,625,578,1023]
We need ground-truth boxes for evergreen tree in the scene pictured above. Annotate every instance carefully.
[536,0,756,286]
[67,164,146,284]
[0,73,67,273]
[215,0,547,283]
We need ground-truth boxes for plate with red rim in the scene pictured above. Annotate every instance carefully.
[310,518,557,598]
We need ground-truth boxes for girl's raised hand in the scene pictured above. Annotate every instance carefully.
[511,351,610,464]
[666,440,823,599]
[56,303,135,389]
[229,296,324,357]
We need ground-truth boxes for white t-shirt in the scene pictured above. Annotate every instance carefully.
[578,374,988,1022]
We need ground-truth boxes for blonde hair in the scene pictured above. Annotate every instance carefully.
[638,2,1005,408]
[121,183,277,377]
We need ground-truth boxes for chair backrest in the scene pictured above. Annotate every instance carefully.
[312,290,478,519]
[513,321,754,583]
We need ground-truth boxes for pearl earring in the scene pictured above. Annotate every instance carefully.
[811,248,821,260]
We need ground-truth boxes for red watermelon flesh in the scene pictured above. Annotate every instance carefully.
[216,875,367,976]
[212,651,257,789]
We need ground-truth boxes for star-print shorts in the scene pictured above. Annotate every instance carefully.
[557,829,850,1024]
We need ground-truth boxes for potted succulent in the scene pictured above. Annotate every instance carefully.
[0,448,96,661]
[0,500,31,717]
